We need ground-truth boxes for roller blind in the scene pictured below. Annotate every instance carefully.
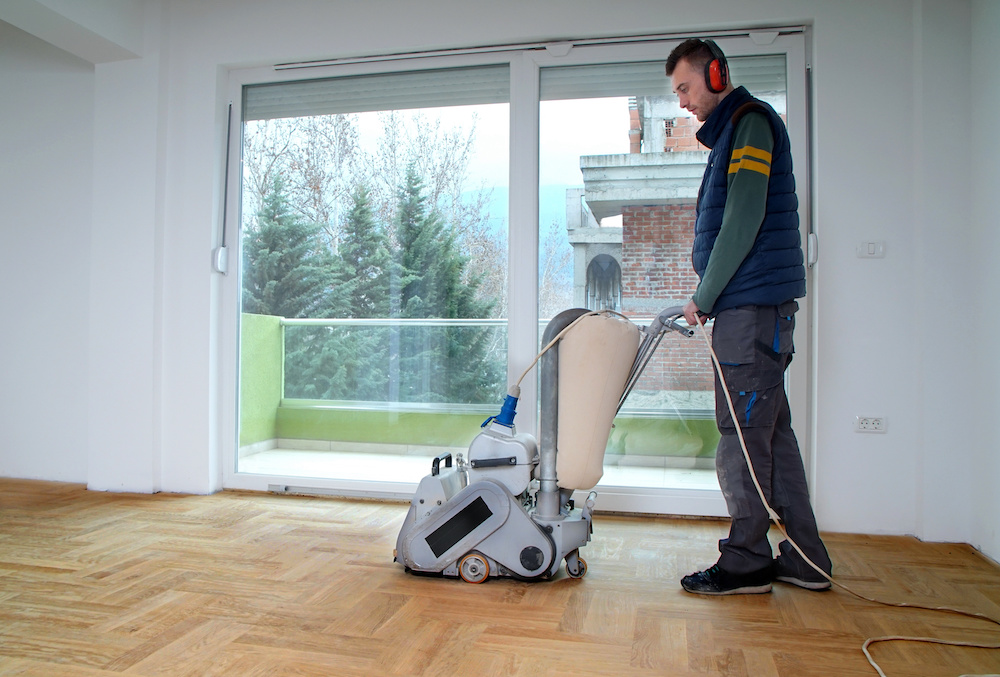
[539,55,787,101]
[244,64,510,122]
[244,56,784,121]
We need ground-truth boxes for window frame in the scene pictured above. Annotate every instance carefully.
[220,30,813,518]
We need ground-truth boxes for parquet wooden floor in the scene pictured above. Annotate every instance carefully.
[1,479,998,677]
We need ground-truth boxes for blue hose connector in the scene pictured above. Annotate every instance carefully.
[483,394,519,428]
[496,394,518,427]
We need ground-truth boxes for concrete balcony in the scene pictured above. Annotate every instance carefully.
[580,150,708,220]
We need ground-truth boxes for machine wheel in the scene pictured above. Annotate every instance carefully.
[566,553,588,579]
[459,553,490,583]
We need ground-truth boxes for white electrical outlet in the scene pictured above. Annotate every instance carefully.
[855,416,886,433]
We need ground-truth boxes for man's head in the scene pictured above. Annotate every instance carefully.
[666,39,734,122]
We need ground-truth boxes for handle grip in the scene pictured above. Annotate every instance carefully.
[431,452,453,476]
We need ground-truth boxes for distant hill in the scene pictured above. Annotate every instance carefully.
[465,183,580,238]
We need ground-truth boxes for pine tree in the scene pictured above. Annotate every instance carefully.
[242,175,343,319]
[242,175,349,399]
[332,185,395,400]
[339,184,392,317]
[393,165,502,404]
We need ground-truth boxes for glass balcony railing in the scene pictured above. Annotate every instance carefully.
[281,317,509,407]
[239,313,719,471]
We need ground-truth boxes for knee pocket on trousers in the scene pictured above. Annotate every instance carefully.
[716,383,782,432]
[712,304,796,395]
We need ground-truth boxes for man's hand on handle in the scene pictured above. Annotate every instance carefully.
[683,299,706,327]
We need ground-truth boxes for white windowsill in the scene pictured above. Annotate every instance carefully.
[234,446,727,518]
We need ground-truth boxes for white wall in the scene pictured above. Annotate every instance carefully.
[1,0,997,561]
[0,0,144,63]
[86,4,166,492]
[0,21,93,483]
[971,0,1000,562]
[808,2,924,538]
[912,1,974,545]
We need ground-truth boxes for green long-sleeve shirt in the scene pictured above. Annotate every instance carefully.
[691,112,775,314]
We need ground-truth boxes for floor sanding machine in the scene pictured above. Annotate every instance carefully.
[394,306,692,582]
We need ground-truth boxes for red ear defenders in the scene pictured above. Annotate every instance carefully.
[703,39,730,93]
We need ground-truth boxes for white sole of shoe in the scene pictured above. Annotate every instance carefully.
[775,575,831,591]
[682,583,773,596]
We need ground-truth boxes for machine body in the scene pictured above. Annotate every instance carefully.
[394,307,691,582]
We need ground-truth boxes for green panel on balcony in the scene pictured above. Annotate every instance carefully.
[607,415,720,458]
[274,405,720,458]
[275,407,487,448]
[240,314,283,447]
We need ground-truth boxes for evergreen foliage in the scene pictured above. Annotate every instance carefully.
[395,165,501,403]
[328,184,395,401]
[241,175,344,320]
[242,176,355,400]
[242,170,503,406]
[338,184,393,318]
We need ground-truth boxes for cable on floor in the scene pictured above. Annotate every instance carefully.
[694,319,1000,677]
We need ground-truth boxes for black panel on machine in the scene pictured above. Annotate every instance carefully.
[425,496,493,558]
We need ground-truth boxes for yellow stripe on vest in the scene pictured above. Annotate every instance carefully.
[729,145,772,177]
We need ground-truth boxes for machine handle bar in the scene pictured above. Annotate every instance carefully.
[640,305,694,338]
[470,456,518,469]
[431,452,453,476]
[618,306,697,414]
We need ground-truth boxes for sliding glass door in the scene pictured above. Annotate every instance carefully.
[223,32,810,515]
[536,53,792,498]
[235,65,511,487]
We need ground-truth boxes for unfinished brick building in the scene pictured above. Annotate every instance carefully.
[568,98,716,395]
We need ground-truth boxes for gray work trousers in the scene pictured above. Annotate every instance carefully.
[711,302,831,577]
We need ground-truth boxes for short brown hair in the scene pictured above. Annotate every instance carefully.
[665,38,715,76]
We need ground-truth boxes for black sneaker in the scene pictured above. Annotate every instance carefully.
[680,564,772,595]
[774,568,832,590]
[773,556,832,590]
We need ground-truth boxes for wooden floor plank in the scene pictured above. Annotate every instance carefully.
[0,478,998,676]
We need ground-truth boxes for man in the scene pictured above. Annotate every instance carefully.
[666,39,832,595]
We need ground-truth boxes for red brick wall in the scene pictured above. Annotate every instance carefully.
[621,205,698,299]
[663,117,707,152]
[621,203,714,392]
[629,103,642,154]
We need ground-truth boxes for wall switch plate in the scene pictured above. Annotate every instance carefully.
[857,241,886,258]
[855,416,886,433]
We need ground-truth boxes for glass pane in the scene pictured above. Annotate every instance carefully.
[538,56,787,490]
[238,66,510,482]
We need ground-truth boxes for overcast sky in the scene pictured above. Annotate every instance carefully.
[356,98,633,190]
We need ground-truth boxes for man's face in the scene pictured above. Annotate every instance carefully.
[670,58,718,122]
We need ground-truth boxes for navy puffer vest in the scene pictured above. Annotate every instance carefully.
[693,86,805,314]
